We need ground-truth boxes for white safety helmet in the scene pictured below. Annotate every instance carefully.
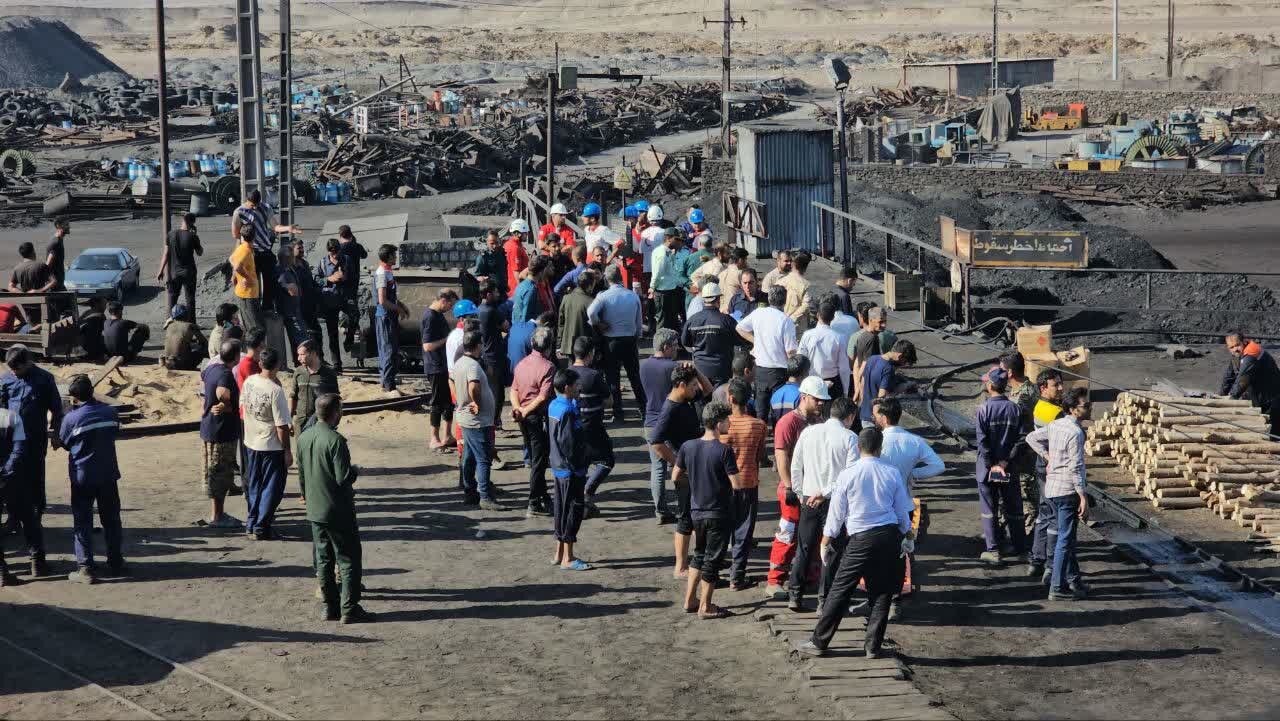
[509,218,530,234]
[647,205,664,221]
[549,203,569,215]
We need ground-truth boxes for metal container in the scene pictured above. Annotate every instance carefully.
[1076,140,1103,159]
[734,120,835,258]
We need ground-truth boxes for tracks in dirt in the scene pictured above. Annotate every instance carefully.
[1,596,293,720]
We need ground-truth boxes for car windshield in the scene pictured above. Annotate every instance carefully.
[72,254,122,271]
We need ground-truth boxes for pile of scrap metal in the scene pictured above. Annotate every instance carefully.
[513,78,790,158]
[814,86,957,124]
[312,80,787,198]
[988,177,1267,208]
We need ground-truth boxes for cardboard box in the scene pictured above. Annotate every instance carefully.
[1025,352,1060,385]
[1056,346,1090,391]
[1017,324,1053,356]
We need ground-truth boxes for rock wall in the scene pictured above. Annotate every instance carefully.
[1020,88,1280,121]
[844,164,1273,201]
[398,239,478,269]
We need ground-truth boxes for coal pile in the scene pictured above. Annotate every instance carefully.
[847,184,1279,341]
[0,17,126,89]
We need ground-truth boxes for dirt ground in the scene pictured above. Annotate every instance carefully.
[0,412,829,719]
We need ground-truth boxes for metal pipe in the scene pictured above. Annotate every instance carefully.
[991,0,999,93]
[333,76,416,116]
[721,0,731,153]
[835,88,850,266]
[278,0,293,240]
[1112,0,1120,81]
[155,0,171,237]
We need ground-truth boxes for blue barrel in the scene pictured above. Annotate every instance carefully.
[325,182,339,204]
[128,163,138,180]
[264,159,278,178]
[338,181,352,202]
[215,158,228,176]
[115,163,129,178]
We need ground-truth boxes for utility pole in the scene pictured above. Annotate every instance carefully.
[991,0,999,94]
[278,0,293,242]
[235,0,266,202]
[1111,0,1119,81]
[546,69,557,206]
[155,0,172,237]
[703,3,746,154]
[1166,0,1174,80]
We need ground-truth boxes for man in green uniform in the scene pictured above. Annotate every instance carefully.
[297,393,374,624]
[290,339,340,437]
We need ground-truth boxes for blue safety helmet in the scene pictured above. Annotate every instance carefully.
[582,202,601,218]
[689,209,705,224]
[623,204,638,219]
[634,200,650,212]
[451,299,478,318]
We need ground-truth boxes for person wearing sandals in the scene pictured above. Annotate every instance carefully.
[548,368,591,571]
[673,401,739,619]
[200,340,244,529]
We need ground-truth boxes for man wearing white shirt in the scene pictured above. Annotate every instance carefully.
[798,427,915,659]
[796,297,851,400]
[787,393,860,611]
[830,304,859,399]
[873,397,945,494]
[736,285,797,422]
[873,396,944,618]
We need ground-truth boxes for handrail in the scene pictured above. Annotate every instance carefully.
[811,201,965,265]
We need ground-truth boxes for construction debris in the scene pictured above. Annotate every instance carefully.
[814,86,957,124]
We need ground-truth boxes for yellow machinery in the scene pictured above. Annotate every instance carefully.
[1022,103,1088,131]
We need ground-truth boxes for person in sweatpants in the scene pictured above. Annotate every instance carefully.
[570,337,614,518]
[548,368,591,571]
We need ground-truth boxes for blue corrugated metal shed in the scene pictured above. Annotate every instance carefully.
[734,120,834,258]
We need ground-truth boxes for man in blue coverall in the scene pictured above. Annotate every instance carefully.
[0,345,62,578]
[974,367,1026,564]
[59,374,126,584]
[0,400,29,586]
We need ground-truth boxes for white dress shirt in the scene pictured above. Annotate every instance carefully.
[797,323,850,384]
[823,456,915,538]
[445,327,465,374]
[878,425,946,494]
[737,306,796,370]
[789,418,859,499]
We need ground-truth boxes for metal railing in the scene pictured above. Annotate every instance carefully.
[811,201,963,274]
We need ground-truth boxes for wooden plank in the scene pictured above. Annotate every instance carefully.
[89,356,126,390]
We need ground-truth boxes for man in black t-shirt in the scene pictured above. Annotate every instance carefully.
[475,280,510,431]
[571,337,614,517]
[420,289,458,451]
[46,219,70,291]
[200,340,243,528]
[102,301,150,363]
[158,213,203,322]
[649,362,713,578]
[673,400,739,619]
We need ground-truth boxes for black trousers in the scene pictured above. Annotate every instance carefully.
[319,308,343,368]
[1,474,45,569]
[482,360,506,429]
[166,274,196,321]
[604,336,645,418]
[691,516,731,583]
[520,413,550,506]
[552,474,586,543]
[811,523,903,653]
[789,499,838,601]
[754,365,788,424]
[656,289,685,333]
[728,487,759,583]
[254,250,279,312]
[107,325,151,362]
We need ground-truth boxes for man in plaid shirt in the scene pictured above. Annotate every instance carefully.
[1025,387,1092,601]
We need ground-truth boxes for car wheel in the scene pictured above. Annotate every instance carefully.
[115,284,125,303]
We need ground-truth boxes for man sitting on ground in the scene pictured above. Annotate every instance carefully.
[103,301,151,363]
[162,304,207,371]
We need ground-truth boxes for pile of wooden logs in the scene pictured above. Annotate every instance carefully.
[1087,391,1280,552]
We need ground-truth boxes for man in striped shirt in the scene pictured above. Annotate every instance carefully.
[231,189,301,312]
[1025,387,1091,601]
[723,378,767,590]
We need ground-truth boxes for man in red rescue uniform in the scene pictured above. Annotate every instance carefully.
[505,219,531,294]
[765,385,823,597]
[538,203,576,254]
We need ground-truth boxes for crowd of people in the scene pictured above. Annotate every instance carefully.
[1,189,1194,650]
